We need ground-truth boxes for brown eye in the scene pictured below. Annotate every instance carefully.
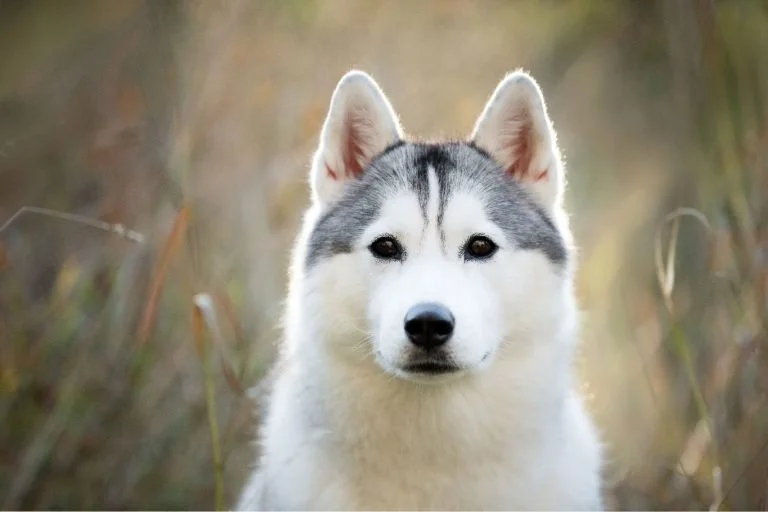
[464,235,498,260]
[369,236,404,260]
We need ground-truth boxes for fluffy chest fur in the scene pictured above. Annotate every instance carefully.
[241,342,602,510]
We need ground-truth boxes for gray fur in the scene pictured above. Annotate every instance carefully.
[305,142,567,268]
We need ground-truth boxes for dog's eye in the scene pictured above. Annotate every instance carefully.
[369,236,404,261]
[464,235,498,260]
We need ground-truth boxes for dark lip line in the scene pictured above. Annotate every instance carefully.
[402,361,461,374]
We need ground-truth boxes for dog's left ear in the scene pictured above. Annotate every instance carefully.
[310,70,404,207]
[470,71,563,210]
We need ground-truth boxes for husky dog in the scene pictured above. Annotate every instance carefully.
[237,70,603,510]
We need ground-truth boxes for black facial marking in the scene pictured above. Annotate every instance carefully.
[465,140,494,160]
[378,139,407,158]
[304,140,567,268]
[411,164,430,223]
[412,145,456,171]
[469,149,567,265]
[306,182,384,268]
[408,145,455,226]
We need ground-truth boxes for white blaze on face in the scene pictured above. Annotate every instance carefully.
[422,166,441,250]
[361,167,504,377]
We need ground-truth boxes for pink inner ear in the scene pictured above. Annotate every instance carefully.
[324,112,368,181]
[324,163,338,181]
[505,114,534,178]
[504,114,548,182]
[340,109,370,179]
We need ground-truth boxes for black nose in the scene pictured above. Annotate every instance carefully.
[404,302,455,350]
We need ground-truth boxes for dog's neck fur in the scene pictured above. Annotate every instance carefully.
[284,292,576,474]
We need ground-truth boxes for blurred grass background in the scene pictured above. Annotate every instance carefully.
[0,0,767,509]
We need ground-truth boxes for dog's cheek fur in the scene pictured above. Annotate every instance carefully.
[304,253,371,354]
[441,265,504,367]
[494,248,574,354]
[365,269,411,369]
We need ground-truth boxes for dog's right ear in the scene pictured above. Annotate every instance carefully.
[470,71,563,211]
[310,70,403,206]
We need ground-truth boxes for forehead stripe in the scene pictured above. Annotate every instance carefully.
[424,165,445,250]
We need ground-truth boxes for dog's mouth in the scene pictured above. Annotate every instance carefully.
[375,349,475,381]
[401,360,461,375]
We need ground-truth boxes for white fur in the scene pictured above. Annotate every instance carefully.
[237,71,603,510]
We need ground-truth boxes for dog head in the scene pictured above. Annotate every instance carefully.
[290,70,575,382]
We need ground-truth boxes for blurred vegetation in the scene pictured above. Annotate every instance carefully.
[0,0,766,509]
